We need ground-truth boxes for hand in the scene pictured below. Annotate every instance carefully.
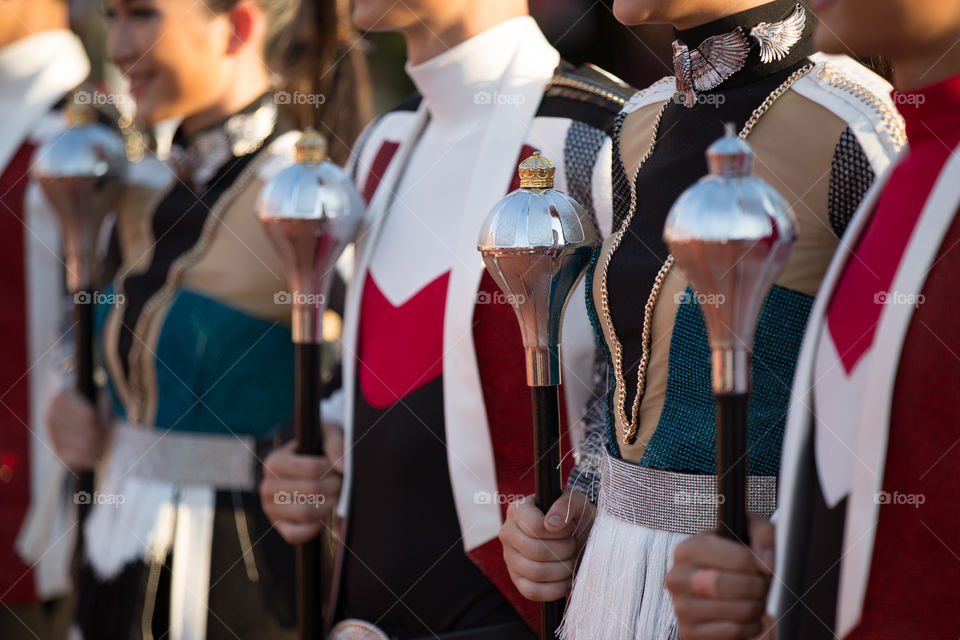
[46,388,110,471]
[665,514,775,640]
[260,424,344,544]
[499,489,596,602]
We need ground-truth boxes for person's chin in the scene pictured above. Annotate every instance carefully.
[352,3,399,32]
[813,20,859,56]
[612,0,648,26]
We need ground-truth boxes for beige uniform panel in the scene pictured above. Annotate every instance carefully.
[180,178,291,324]
[748,89,848,296]
[618,99,670,184]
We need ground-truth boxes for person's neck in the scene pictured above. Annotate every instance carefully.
[180,70,269,138]
[893,43,960,91]
[671,0,775,31]
[402,4,528,66]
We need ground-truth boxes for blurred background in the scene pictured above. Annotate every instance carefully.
[70,0,674,123]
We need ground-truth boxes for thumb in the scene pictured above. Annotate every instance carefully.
[544,490,588,535]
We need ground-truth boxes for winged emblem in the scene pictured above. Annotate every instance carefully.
[751,3,806,64]
[673,28,750,107]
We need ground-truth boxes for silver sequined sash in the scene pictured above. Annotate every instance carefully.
[599,452,777,535]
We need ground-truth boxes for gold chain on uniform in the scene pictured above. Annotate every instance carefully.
[600,63,815,445]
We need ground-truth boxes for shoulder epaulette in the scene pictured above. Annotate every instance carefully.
[538,62,637,131]
[622,76,676,116]
[797,54,907,152]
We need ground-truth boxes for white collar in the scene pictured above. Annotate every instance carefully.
[405,16,543,132]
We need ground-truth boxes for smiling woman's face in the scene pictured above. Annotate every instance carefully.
[106,0,234,125]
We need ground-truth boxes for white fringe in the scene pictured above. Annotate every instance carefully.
[84,473,177,581]
[560,508,687,640]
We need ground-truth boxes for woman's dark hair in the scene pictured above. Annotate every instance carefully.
[206,0,372,165]
[858,56,894,82]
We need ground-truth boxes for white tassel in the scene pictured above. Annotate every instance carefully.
[84,474,176,581]
[560,508,687,640]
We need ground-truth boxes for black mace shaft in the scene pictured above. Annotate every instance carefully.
[75,290,96,522]
[714,392,750,544]
[530,385,564,640]
[295,342,324,640]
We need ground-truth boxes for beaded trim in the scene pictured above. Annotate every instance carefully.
[599,63,815,445]
[817,63,907,151]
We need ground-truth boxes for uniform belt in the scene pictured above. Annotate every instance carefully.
[111,421,257,490]
[329,619,534,640]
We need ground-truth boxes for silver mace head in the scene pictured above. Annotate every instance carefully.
[32,101,127,293]
[477,152,600,387]
[663,123,797,394]
[256,129,364,344]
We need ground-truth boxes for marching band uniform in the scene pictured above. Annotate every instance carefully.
[559,2,904,638]
[325,16,631,638]
[0,28,90,637]
[73,95,301,640]
[771,71,960,640]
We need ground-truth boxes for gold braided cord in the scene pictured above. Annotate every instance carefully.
[600,63,814,445]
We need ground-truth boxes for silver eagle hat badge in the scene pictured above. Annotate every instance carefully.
[751,3,807,64]
[673,28,750,108]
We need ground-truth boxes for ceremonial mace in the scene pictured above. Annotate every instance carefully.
[663,125,796,542]
[257,130,364,640]
[32,102,127,519]
[478,153,600,639]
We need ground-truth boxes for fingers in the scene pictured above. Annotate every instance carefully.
[675,619,764,640]
[260,439,343,543]
[673,595,766,627]
[508,572,572,603]
[666,526,774,640]
[46,389,107,471]
[673,531,769,576]
[666,564,769,602]
[504,546,576,582]
[499,494,579,602]
[275,520,324,545]
[262,440,339,481]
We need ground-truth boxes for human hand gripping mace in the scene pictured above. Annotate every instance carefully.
[257,130,364,639]
[663,124,796,542]
[32,102,127,520]
[478,153,600,639]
